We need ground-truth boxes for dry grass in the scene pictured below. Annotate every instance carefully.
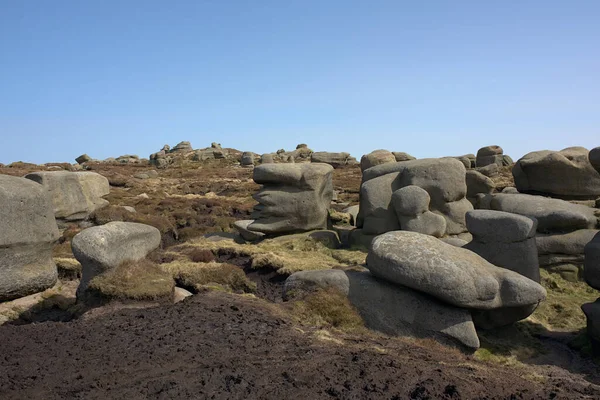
[88,259,175,301]
[159,260,256,293]
[172,234,367,275]
[54,257,82,280]
[287,288,364,331]
[531,269,598,331]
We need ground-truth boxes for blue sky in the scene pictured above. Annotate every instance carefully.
[1,1,598,164]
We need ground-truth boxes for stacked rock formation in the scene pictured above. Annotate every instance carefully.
[0,175,60,301]
[356,158,473,244]
[463,210,541,328]
[477,192,599,280]
[234,163,334,237]
[582,233,600,355]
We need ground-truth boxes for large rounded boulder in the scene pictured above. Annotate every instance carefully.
[0,175,60,301]
[72,222,162,296]
[366,231,546,310]
[25,171,109,221]
[513,147,600,199]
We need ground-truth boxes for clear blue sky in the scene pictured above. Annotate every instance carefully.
[1,1,598,164]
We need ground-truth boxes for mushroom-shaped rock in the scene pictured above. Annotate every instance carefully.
[72,222,162,296]
[366,231,546,310]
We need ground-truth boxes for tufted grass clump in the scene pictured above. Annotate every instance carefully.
[88,259,175,301]
[287,288,364,332]
[160,261,256,293]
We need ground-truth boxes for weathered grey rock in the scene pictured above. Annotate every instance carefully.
[72,222,162,296]
[346,270,479,351]
[466,170,495,201]
[233,220,265,242]
[464,210,540,328]
[537,229,598,255]
[539,253,584,267]
[477,163,499,177]
[211,142,222,149]
[75,154,91,164]
[0,175,60,301]
[241,152,255,167]
[392,152,416,162]
[546,264,581,282]
[25,171,110,221]
[457,154,476,169]
[248,163,334,234]
[502,187,519,194]
[391,186,446,237]
[476,145,504,167]
[582,299,600,356]
[170,141,193,152]
[480,193,597,232]
[261,153,275,164]
[360,150,396,172]
[439,237,468,247]
[134,173,150,180]
[453,156,471,169]
[502,155,514,166]
[465,210,537,243]
[284,269,479,351]
[514,147,600,198]
[367,231,546,310]
[116,155,141,164]
[584,232,600,290]
[283,269,350,300]
[358,158,471,236]
[310,152,357,168]
[589,147,600,174]
[464,212,539,282]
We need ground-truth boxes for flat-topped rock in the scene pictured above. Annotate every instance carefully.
[480,193,597,232]
[465,210,537,243]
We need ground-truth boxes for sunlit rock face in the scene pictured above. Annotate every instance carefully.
[248,163,334,234]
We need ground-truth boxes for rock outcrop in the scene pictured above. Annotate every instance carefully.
[360,150,396,171]
[248,163,334,234]
[476,145,504,167]
[464,210,540,328]
[513,147,600,199]
[310,152,357,168]
[357,158,472,237]
[367,231,546,310]
[25,171,110,222]
[0,175,60,301]
[283,269,480,351]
